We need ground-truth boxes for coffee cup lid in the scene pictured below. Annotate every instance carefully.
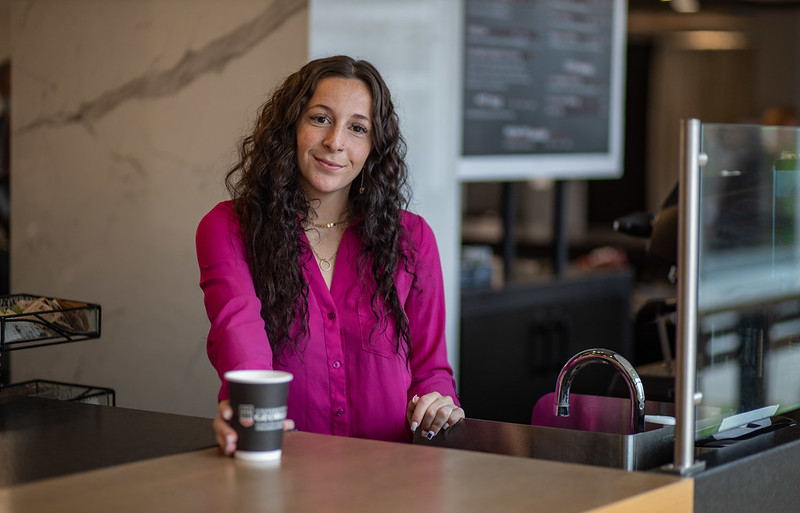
[224,370,294,384]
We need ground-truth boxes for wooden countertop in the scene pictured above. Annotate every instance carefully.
[0,429,692,513]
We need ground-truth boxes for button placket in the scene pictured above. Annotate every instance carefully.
[324,305,347,434]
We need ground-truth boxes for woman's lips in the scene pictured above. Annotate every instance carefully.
[314,156,344,171]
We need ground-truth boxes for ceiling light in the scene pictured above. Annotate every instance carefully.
[671,0,700,13]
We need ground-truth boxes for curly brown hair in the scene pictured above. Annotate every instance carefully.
[225,55,413,361]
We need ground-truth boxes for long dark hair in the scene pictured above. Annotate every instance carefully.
[225,55,412,360]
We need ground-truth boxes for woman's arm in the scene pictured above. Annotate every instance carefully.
[196,202,274,401]
[197,202,278,456]
[402,214,464,438]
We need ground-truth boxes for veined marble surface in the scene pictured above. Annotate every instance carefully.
[9,0,308,417]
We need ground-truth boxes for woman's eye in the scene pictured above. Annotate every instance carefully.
[352,124,368,134]
[310,114,329,124]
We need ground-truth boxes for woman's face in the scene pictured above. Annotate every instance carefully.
[296,77,373,202]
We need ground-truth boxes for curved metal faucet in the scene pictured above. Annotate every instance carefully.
[554,348,646,434]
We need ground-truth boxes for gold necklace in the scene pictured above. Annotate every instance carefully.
[306,213,351,229]
[310,245,336,272]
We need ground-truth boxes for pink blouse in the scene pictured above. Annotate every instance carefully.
[196,201,458,443]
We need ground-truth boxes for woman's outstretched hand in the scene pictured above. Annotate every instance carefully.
[406,392,465,440]
[213,399,295,456]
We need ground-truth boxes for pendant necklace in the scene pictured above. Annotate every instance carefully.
[310,245,336,272]
[305,211,349,272]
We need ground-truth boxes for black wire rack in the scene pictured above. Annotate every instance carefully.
[0,379,115,406]
[0,294,103,395]
[0,294,101,351]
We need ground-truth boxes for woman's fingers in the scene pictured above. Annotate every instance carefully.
[406,393,421,427]
[421,402,462,439]
[445,406,466,431]
[214,400,237,456]
[407,392,464,439]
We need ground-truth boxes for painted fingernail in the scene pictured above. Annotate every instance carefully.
[222,409,232,420]
[426,431,435,440]
[443,422,450,430]
[410,421,419,432]
[412,395,419,404]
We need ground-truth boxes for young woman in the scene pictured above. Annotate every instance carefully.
[196,55,463,455]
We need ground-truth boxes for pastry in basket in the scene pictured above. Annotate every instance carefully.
[3,297,91,340]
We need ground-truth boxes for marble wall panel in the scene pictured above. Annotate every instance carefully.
[10,0,308,417]
[0,1,9,62]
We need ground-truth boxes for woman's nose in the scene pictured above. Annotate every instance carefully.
[323,127,345,152]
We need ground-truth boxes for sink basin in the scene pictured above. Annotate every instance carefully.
[415,393,676,471]
[531,392,676,435]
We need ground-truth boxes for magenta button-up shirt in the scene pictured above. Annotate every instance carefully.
[196,201,458,443]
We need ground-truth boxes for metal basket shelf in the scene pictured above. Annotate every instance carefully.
[0,294,101,351]
[0,379,115,406]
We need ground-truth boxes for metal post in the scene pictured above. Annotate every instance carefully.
[663,118,706,476]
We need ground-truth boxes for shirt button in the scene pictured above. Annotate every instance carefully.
[327,311,336,320]
[332,361,341,369]
[336,408,344,416]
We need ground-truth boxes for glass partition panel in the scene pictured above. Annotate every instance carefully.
[697,123,800,436]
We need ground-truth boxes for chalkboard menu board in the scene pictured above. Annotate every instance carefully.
[459,0,626,181]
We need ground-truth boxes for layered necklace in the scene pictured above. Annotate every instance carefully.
[305,212,351,272]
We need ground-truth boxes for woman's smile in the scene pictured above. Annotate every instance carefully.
[313,155,345,171]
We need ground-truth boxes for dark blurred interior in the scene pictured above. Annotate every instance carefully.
[458,0,800,422]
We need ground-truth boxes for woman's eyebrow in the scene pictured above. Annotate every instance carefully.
[305,103,331,112]
[305,103,370,123]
